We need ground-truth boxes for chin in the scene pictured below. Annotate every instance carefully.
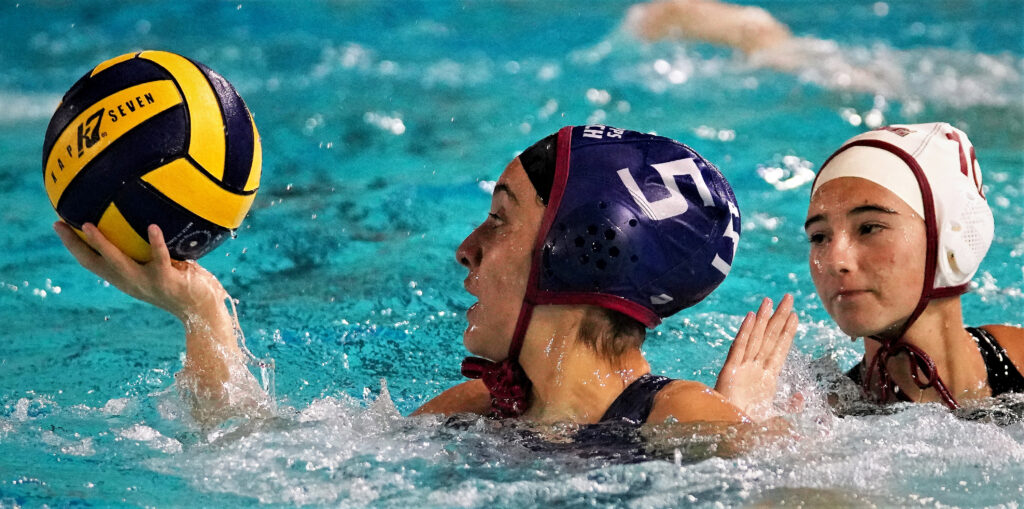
[835,322,873,339]
[463,331,508,362]
[833,314,893,339]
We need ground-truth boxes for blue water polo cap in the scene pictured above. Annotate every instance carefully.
[529,124,741,327]
[462,124,741,417]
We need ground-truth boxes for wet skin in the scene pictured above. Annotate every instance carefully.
[805,177,927,339]
[805,176,1024,403]
[455,158,545,362]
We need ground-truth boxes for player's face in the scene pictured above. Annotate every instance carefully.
[456,158,546,361]
[805,177,927,338]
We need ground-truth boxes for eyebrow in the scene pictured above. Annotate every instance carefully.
[493,183,519,204]
[804,205,899,231]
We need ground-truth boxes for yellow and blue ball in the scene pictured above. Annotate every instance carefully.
[43,50,261,261]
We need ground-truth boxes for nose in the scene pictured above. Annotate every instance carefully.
[456,226,482,269]
[818,235,854,276]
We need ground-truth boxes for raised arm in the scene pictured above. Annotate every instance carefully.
[54,221,270,425]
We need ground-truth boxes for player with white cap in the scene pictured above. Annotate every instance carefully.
[803,122,1024,408]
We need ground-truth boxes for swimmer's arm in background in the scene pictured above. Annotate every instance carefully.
[624,0,793,55]
[714,295,799,422]
[410,379,492,417]
[54,221,269,426]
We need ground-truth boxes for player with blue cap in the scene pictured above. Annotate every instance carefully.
[416,125,798,423]
[55,123,797,427]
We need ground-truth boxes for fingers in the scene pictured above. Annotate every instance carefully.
[732,294,799,366]
[54,221,112,278]
[759,294,796,363]
[725,311,755,365]
[743,297,773,361]
[767,311,799,369]
[80,222,138,277]
[148,224,172,268]
[758,294,793,357]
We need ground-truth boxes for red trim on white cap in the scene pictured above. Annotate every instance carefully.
[944,131,970,177]
[835,139,961,409]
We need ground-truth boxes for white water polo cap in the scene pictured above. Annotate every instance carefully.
[812,122,993,294]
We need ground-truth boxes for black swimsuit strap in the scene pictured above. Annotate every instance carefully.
[598,373,674,425]
[847,359,912,402]
[968,327,1024,397]
[848,328,1024,401]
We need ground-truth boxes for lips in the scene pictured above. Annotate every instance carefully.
[833,289,871,303]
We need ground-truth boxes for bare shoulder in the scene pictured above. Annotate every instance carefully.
[648,379,747,424]
[981,324,1024,371]
[411,379,491,417]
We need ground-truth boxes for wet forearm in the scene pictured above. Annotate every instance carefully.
[177,298,269,425]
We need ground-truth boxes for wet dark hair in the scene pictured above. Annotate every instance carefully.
[518,133,558,205]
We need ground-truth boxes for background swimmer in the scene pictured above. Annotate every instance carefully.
[625,0,794,57]
[624,0,1021,105]
[625,0,900,94]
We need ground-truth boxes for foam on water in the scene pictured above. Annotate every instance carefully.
[4,356,1024,507]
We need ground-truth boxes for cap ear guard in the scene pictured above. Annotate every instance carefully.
[917,123,993,290]
[936,185,993,287]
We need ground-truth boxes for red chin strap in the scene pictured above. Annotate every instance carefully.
[459,127,574,418]
[863,288,964,410]
[460,303,535,418]
[828,140,968,410]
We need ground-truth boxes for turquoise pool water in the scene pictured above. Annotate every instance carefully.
[1,1,1022,506]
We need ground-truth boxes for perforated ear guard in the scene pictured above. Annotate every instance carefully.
[937,185,994,286]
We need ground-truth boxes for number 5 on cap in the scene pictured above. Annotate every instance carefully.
[617,158,739,275]
[617,158,713,221]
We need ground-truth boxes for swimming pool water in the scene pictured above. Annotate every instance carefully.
[1,1,1022,506]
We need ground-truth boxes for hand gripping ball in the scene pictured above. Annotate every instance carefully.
[43,50,261,261]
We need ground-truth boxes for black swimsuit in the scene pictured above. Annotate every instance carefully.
[562,373,675,462]
[847,327,1024,399]
[968,327,1024,395]
[598,373,675,424]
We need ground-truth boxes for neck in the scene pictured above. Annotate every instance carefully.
[867,296,987,402]
[517,306,650,423]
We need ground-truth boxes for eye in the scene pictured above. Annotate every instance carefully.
[858,223,884,236]
[487,212,504,226]
[807,232,826,245]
